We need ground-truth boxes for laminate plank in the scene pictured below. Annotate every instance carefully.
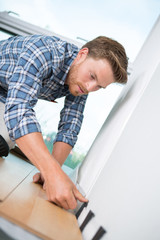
[0,168,82,240]
[0,154,34,201]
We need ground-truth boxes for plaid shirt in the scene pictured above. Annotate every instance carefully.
[0,35,88,147]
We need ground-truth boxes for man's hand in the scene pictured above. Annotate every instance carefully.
[33,170,88,209]
[16,132,88,210]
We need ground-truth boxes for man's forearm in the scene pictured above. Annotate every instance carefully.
[16,132,59,173]
[52,142,72,166]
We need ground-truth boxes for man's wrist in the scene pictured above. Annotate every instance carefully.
[39,154,61,178]
[52,142,72,166]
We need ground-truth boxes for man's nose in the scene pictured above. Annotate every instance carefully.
[86,81,97,92]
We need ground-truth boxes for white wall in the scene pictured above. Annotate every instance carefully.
[77,16,160,240]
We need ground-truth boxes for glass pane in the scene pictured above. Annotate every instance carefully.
[34,98,85,173]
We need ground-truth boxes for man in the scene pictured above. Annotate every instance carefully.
[0,35,128,210]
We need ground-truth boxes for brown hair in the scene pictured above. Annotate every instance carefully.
[82,36,128,84]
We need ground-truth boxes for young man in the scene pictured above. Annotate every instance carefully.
[0,35,128,210]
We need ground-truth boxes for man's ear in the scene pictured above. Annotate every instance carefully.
[74,47,89,64]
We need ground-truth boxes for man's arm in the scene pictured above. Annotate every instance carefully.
[16,132,88,210]
[52,142,72,166]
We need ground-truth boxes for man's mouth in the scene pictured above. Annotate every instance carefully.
[78,85,88,94]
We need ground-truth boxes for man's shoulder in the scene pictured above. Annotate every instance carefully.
[44,36,79,55]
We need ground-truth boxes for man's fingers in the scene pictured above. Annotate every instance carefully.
[60,200,70,210]
[47,194,70,210]
[43,182,46,190]
[33,172,44,184]
[67,192,77,209]
[33,172,41,182]
[55,194,77,210]
[73,187,88,203]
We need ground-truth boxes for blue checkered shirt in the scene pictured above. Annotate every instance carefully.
[0,35,88,147]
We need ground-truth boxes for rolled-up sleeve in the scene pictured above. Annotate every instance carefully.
[4,41,51,141]
[54,93,88,147]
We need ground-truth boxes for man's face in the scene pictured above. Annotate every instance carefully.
[65,48,115,96]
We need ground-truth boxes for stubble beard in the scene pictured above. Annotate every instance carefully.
[66,63,88,96]
[66,64,80,96]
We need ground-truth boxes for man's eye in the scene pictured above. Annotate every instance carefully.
[90,73,95,79]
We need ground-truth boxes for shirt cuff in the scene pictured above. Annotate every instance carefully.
[54,131,77,148]
[9,118,41,141]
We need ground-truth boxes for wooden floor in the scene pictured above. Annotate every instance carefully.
[0,153,82,240]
